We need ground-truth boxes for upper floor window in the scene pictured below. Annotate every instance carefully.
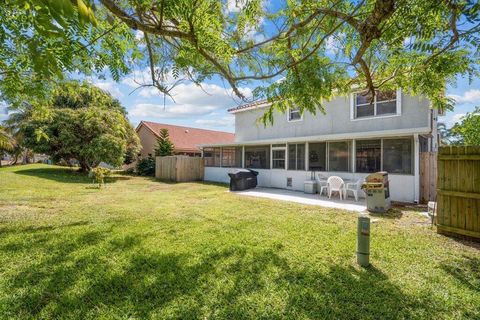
[288,107,302,122]
[354,90,398,119]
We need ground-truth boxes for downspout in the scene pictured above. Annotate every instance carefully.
[414,133,420,203]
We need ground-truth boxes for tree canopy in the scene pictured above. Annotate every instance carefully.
[450,106,480,145]
[14,81,140,171]
[1,0,479,120]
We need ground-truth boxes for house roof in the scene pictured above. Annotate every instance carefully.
[228,99,271,113]
[137,121,235,153]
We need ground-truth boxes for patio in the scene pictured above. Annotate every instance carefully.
[232,187,367,212]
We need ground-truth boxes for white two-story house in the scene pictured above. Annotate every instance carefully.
[200,89,439,203]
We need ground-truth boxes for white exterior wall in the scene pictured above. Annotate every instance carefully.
[205,167,416,203]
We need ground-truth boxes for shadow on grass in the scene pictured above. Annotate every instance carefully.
[14,167,132,184]
[0,227,459,319]
[441,255,480,292]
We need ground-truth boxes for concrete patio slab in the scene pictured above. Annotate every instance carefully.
[233,187,367,212]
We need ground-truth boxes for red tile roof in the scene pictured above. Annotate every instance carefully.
[137,121,235,153]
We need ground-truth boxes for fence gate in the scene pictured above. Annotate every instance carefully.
[437,146,480,239]
[420,152,437,204]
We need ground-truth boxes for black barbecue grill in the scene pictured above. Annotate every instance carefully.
[228,169,258,191]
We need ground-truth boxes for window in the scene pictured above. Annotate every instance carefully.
[272,149,286,169]
[383,138,413,174]
[356,140,381,173]
[288,107,302,121]
[204,147,221,167]
[288,144,305,170]
[221,147,242,167]
[308,142,327,171]
[354,90,398,119]
[245,145,270,169]
[328,141,351,172]
[376,90,397,115]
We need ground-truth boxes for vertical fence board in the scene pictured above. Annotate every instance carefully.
[156,156,204,182]
[437,146,480,239]
[420,152,437,203]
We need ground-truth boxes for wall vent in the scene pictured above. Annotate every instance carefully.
[286,177,293,188]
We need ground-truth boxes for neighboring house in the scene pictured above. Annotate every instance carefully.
[200,89,439,203]
[136,121,235,158]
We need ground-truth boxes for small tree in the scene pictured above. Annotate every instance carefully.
[450,107,480,146]
[155,129,175,156]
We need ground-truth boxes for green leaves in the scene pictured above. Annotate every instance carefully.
[450,107,480,145]
[13,81,139,169]
[2,0,480,122]
[155,129,175,156]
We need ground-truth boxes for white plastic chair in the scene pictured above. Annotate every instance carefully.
[316,173,329,196]
[327,176,345,200]
[345,178,363,201]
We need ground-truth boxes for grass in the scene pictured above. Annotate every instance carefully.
[0,164,479,319]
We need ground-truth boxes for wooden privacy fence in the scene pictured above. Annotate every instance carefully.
[155,156,204,182]
[420,152,437,203]
[437,146,480,239]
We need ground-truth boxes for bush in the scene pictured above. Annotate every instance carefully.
[136,156,155,176]
[88,167,112,188]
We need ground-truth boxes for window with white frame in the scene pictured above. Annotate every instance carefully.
[288,107,302,121]
[272,144,286,169]
[354,90,398,119]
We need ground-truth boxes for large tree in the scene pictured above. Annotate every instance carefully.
[14,81,140,171]
[1,1,479,120]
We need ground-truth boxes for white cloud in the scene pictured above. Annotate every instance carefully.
[226,0,247,12]
[135,30,144,41]
[92,81,124,99]
[195,116,235,128]
[121,68,154,89]
[450,113,465,127]
[325,34,345,55]
[130,103,219,119]
[440,112,466,128]
[129,82,252,120]
[448,89,480,105]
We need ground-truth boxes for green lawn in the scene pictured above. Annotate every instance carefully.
[0,164,479,319]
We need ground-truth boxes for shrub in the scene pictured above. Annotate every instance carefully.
[136,156,155,176]
[89,167,112,188]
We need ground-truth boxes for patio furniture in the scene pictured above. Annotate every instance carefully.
[327,176,345,200]
[316,173,329,196]
[345,178,364,201]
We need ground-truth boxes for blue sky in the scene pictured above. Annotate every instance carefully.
[76,72,480,132]
[1,67,478,133]
[1,0,478,132]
